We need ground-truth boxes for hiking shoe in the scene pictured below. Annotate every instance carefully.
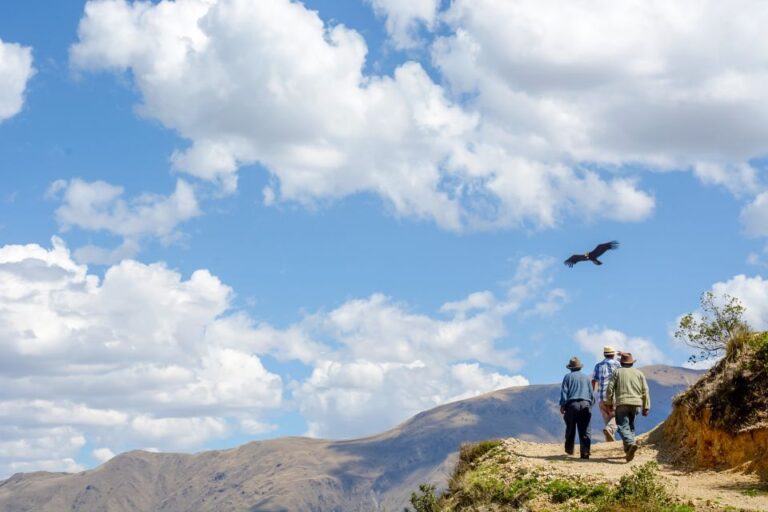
[603,428,614,442]
[580,454,590,460]
[565,449,574,456]
[625,444,638,462]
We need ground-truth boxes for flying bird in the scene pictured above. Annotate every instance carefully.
[564,241,619,268]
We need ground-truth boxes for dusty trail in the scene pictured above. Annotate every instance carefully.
[501,436,768,511]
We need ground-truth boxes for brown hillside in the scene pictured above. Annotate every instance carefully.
[651,332,768,481]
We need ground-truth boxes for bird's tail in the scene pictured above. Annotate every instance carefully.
[592,259,602,265]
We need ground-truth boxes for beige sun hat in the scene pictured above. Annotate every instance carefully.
[566,356,583,370]
[620,352,636,365]
[603,345,617,355]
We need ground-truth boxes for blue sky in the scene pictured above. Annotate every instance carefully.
[1,0,768,476]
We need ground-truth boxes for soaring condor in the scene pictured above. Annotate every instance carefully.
[564,241,619,268]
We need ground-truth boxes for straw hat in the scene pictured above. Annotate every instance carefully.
[603,345,617,355]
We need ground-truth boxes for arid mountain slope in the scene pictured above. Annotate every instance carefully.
[0,365,701,512]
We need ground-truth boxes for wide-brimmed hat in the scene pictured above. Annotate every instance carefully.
[619,352,636,365]
[603,345,617,355]
[566,356,583,370]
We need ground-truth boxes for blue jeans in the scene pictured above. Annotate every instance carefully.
[615,404,639,450]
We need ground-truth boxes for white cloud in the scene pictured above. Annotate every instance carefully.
[276,256,557,439]
[92,447,115,463]
[0,401,127,427]
[741,192,768,237]
[433,0,768,213]
[294,358,527,439]
[0,239,283,476]
[238,419,277,436]
[710,274,768,330]
[367,0,440,49]
[0,38,34,122]
[436,0,768,167]
[448,363,529,402]
[50,178,200,240]
[285,290,523,436]
[693,162,760,197]
[0,426,85,476]
[506,256,568,316]
[747,245,768,267]
[528,288,568,317]
[70,0,654,231]
[131,416,228,447]
[72,239,140,266]
[441,290,495,317]
[574,327,667,366]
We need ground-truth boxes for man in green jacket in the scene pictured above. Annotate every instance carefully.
[604,352,650,462]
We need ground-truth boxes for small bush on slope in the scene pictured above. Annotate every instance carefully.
[674,292,750,363]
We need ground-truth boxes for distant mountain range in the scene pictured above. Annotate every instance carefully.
[0,365,702,512]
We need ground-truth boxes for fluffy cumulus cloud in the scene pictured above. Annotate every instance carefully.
[436,0,768,169]
[574,327,667,366]
[0,38,34,122]
[48,178,200,263]
[92,447,116,463]
[70,0,654,231]
[0,426,85,475]
[434,0,768,226]
[0,239,561,473]
[0,239,282,477]
[710,274,768,330]
[270,256,560,439]
[367,0,440,49]
[741,192,768,238]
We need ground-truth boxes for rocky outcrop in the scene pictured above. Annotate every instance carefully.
[657,406,768,480]
[651,333,768,481]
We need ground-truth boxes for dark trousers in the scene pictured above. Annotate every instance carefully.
[564,400,592,457]
[615,404,638,451]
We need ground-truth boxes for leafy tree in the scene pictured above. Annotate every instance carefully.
[674,292,750,362]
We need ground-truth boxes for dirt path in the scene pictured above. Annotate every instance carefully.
[501,436,768,511]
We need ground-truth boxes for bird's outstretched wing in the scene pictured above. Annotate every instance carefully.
[564,254,589,267]
[588,241,619,259]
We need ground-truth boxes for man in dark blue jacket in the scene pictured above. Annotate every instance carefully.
[560,356,594,459]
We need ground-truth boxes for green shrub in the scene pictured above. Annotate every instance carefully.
[613,462,670,507]
[453,439,502,478]
[742,485,768,497]
[674,292,750,363]
[406,484,441,512]
[544,479,590,503]
[592,461,694,512]
[749,332,768,370]
[450,461,538,508]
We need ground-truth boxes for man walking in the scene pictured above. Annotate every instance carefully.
[592,346,621,441]
[604,352,650,462]
[560,356,594,459]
